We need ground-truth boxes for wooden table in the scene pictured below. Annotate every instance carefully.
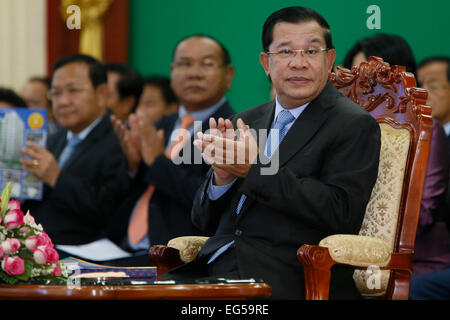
[0,280,272,300]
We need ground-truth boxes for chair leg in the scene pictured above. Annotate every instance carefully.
[381,252,413,300]
[387,270,411,300]
[297,245,336,300]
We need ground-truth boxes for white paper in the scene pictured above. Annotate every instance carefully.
[56,238,133,261]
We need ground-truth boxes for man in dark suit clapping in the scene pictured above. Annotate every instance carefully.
[108,35,235,254]
[173,7,381,299]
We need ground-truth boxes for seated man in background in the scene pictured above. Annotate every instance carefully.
[166,6,381,299]
[417,57,450,153]
[342,33,417,74]
[107,34,235,257]
[104,63,144,123]
[409,57,450,300]
[21,76,61,135]
[135,76,179,126]
[0,87,27,108]
[20,54,130,246]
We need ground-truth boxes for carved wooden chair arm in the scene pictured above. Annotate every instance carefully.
[297,234,414,300]
[148,245,184,275]
[148,236,209,275]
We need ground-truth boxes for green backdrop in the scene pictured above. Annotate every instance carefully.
[129,0,450,113]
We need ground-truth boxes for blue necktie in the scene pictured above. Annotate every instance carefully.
[207,110,295,264]
[58,135,81,167]
[266,109,295,158]
[235,110,295,215]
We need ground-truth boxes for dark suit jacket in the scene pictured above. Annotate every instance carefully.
[189,81,381,299]
[105,101,235,249]
[22,112,130,245]
[414,120,450,275]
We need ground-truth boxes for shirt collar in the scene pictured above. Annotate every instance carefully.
[178,97,227,124]
[273,96,309,122]
[66,116,103,142]
[443,122,450,136]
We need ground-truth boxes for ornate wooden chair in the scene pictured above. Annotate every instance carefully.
[149,56,433,299]
[297,56,433,300]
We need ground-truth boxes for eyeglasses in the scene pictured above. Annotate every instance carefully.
[173,59,224,72]
[266,47,329,61]
[47,86,91,100]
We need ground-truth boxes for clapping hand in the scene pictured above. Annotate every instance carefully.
[194,118,259,185]
[111,114,142,172]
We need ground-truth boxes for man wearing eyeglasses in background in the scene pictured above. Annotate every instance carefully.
[417,57,450,239]
[20,54,130,246]
[106,35,235,260]
[408,57,450,300]
[168,7,381,299]
[417,57,450,153]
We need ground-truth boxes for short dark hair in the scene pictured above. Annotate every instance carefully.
[104,63,130,77]
[418,56,450,82]
[27,76,52,107]
[262,6,334,52]
[172,34,231,66]
[143,76,179,105]
[52,54,107,88]
[0,87,27,108]
[118,72,144,112]
[105,63,144,111]
[343,34,417,75]
[28,76,51,88]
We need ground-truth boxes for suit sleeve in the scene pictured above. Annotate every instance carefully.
[417,121,450,234]
[191,168,239,235]
[142,154,208,210]
[238,113,381,234]
[46,138,130,227]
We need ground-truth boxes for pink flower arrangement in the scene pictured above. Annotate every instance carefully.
[2,255,25,276]
[0,183,68,284]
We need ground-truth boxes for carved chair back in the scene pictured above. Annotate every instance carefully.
[330,56,433,297]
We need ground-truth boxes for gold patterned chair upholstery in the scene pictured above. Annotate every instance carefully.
[297,56,433,300]
[149,57,433,299]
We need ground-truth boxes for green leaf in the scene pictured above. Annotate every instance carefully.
[0,271,19,284]
[34,275,68,284]
[0,182,12,218]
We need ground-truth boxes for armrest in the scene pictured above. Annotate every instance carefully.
[318,234,391,267]
[297,234,414,300]
[148,245,184,275]
[167,236,209,263]
[149,236,209,275]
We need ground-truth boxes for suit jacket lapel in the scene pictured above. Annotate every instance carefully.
[50,134,67,160]
[160,113,178,146]
[276,102,328,167]
[275,81,337,167]
[237,81,338,217]
[62,114,110,169]
[247,101,275,143]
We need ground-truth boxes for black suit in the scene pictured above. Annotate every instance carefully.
[182,81,381,299]
[22,112,130,245]
[105,101,235,249]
